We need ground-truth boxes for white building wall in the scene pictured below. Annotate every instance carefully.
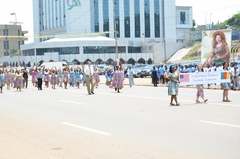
[33,0,40,43]
[109,0,114,38]
[119,0,125,39]
[140,0,145,39]
[129,0,135,39]
[150,0,155,39]
[164,0,177,42]
[98,0,103,32]
[66,1,93,34]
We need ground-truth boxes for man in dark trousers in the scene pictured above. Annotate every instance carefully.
[151,66,158,87]
[36,65,44,90]
[23,68,28,88]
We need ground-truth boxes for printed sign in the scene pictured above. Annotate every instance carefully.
[201,29,232,67]
[179,72,230,86]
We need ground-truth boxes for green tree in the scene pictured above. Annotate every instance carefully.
[193,19,196,28]
[226,12,240,30]
[10,49,17,57]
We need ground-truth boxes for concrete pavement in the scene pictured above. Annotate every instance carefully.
[0,80,239,158]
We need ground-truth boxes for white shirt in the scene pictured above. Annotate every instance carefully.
[84,65,94,76]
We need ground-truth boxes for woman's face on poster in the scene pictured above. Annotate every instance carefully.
[215,35,222,43]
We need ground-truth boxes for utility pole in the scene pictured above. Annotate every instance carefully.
[10,13,23,25]
[112,0,118,59]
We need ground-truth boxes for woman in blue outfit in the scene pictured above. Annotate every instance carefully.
[75,67,82,89]
[127,66,135,87]
[168,65,180,106]
[69,67,75,87]
[221,62,231,102]
[0,67,6,93]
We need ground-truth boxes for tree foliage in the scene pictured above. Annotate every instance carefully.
[226,12,240,30]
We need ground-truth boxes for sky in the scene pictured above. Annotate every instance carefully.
[0,0,239,44]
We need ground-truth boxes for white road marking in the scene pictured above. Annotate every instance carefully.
[59,100,87,105]
[62,122,111,136]
[200,121,240,128]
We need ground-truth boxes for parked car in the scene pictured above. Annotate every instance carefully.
[125,64,146,78]
[98,66,105,75]
[140,64,155,78]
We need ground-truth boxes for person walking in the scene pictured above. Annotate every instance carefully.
[22,68,28,89]
[0,67,5,93]
[231,63,239,91]
[69,67,75,87]
[44,69,50,88]
[112,64,124,93]
[195,64,208,103]
[57,68,63,87]
[84,61,95,95]
[93,67,100,88]
[14,70,24,92]
[168,65,180,106]
[159,65,165,84]
[221,62,231,102]
[36,66,44,90]
[50,66,58,89]
[151,66,158,87]
[127,66,135,87]
[75,67,82,89]
[63,67,69,89]
[5,69,12,90]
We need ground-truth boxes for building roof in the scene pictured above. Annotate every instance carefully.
[44,36,115,43]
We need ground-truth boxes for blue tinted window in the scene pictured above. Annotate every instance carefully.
[124,0,130,37]
[144,0,150,38]
[115,0,120,37]
[134,0,140,37]
[154,0,160,37]
[103,0,109,37]
[94,0,99,32]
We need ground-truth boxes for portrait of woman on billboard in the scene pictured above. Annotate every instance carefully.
[203,30,230,67]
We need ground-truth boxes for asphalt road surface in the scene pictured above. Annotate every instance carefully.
[0,83,240,159]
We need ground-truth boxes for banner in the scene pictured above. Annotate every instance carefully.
[179,72,231,86]
[201,29,232,68]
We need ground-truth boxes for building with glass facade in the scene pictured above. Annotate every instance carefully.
[0,0,192,66]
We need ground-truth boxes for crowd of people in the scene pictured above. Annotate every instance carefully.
[0,60,125,94]
[149,62,239,106]
[0,61,238,106]
[151,62,240,91]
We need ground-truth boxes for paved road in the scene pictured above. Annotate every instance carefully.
[0,83,240,159]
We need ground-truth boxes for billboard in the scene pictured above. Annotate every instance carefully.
[201,29,232,67]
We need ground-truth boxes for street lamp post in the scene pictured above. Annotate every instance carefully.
[210,13,212,29]
[112,0,119,60]
[10,13,23,25]
[10,13,17,25]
